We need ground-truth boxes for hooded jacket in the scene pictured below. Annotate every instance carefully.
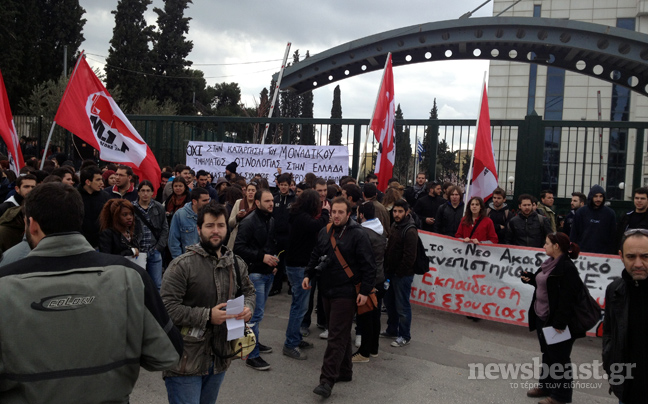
[570,185,617,254]
[361,218,386,285]
[487,201,513,244]
[0,194,21,218]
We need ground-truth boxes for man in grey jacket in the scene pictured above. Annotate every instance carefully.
[0,183,182,404]
[162,203,255,404]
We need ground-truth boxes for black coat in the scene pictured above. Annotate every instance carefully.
[79,186,110,248]
[524,255,585,339]
[413,194,444,232]
[305,219,376,299]
[234,210,277,275]
[285,209,329,267]
[487,202,513,244]
[98,227,142,256]
[603,270,648,402]
[433,202,464,237]
[273,191,296,247]
[506,211,552,248]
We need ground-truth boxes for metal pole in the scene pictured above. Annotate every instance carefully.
[597,90,603,183]
[356,53,392,182]
[63,45,68,77]
[262,42,291,144]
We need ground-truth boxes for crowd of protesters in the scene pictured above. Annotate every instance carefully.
[0,147,646,404]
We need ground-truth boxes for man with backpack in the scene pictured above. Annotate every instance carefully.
[487,188,513,244]
[382,199,418,348]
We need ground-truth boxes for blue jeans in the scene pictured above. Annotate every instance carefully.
[165,365,226,404]
[384,274,413,341]
[284,266,309,349]
[146,249,163,290]
[248,272,274,359]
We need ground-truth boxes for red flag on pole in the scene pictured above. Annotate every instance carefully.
[369,54,395,192]
[54,56,161,191]
[466,82,498,202]
[0,70,25,175]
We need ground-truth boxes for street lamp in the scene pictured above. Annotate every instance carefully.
[507,176,515,196]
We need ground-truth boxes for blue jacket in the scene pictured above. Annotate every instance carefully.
[570,185,617,254]
[168,202,199,258]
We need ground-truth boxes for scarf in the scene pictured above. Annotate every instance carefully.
[166,194,187,214]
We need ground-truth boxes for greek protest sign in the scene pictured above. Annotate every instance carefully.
[186,141,349,182]
[412,232,623,336]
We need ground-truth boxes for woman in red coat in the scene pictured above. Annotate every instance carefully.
[455,196,498,244]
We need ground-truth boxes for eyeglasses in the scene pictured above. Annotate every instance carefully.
[624,228,648,237]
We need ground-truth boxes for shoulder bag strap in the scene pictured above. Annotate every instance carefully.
[469,218,483,239]
[134,207,162,240]
[327,223,354,280]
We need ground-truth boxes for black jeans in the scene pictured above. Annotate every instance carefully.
[356,287,385,357]
[320,296,355,387]
[535,317,575,403]
[301,277,327,329]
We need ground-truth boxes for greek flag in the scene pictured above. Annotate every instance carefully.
[417,140,425,162]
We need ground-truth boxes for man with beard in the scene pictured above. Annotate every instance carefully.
[234,189,279,371]
[404,172,427,207]
[105,165,138,201]
[302,197,376,398]
[570,185,617,254]
[0,183,182,403]
[413,181,444,233]
[162,203,255,404]
[561,192,585,236]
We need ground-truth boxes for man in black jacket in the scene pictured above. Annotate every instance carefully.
[616,187,648,247]
[270,173,295,295]
[404,172,427,207]
[434,185,464,236]
[570,185,617,254]
[234,189,278,371]
[383,199,418,347]
[487,188,513,244]
[413,181,444,232]
[79,166,110,249]
[0,173,36,218]
[603,230,648,404]
[302,197,376,398]
[506,194,552,247]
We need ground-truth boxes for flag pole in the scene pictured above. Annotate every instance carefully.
[40,51,86,169]
[262,42,291,145]
[463,71,487,213]
[356,53,392,182]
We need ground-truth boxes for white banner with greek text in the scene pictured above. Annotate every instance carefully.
[186,141,349,182]
[413,231,623,336]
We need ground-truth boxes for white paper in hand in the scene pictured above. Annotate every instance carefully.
[542,326,571,345]
[225,295,245,341]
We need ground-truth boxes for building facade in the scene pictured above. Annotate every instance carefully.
[489,0,648,200]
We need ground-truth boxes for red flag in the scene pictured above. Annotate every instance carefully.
[466,82,498,202]
[55,56,160,191]
[370,54,395,192]
[0,70,25,175]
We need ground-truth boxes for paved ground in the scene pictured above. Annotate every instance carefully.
[131,289,615,403]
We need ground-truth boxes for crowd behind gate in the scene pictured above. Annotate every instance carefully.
[0,149,646,404]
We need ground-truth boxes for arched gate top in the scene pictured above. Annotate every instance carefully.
[275,17,648,96]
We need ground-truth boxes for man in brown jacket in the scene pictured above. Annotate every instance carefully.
[382,199,418,347]
[161,203,256,404]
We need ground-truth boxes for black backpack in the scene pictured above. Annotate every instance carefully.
[401,224,429,275]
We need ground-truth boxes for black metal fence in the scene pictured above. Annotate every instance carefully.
[3,115,645,209]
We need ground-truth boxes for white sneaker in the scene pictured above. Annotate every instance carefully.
[390,336,410,347]
[355,335,362,347]
[319,329,328,339]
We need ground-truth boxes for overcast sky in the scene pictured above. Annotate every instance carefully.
[79,0,494,122]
